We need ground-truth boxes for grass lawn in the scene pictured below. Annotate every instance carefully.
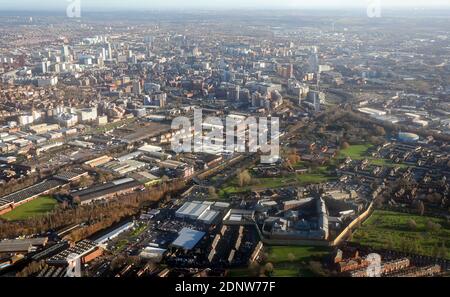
[339,144,373,159]
[267,246,331,277]
[339,144,407,168]
[272,268,302,277]
[1,196,58,221]
[297,174,331,184]
[218,168,336,198]
[352,210,450,259]
[218,184,248,198]
[228,246,331,277]
[218,176,298,198]
[267,246,331,263]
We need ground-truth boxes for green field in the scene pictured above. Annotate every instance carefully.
[228,246,331,277]
[352,210,450,259]
[1,196,58,221]
[267,246,331,277]
[339,144,407,168]
[297,166,335,185]
[218,175,298,198]
[339,144,373,159]
[218,168,335,198]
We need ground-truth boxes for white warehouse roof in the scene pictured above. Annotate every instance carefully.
[138,144,162,153]
[175,202,211,220]
[198,210,219,224]
[171,228,205,250]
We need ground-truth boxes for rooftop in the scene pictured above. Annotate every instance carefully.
[171,228,205,250]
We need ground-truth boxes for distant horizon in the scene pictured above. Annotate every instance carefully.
[2,0,450,11]
[2,6,450,14]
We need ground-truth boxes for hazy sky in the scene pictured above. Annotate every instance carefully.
[2,0,450,10]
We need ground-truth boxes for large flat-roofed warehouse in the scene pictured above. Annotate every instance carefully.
[71,178,144,205]
[0,237,48,254]
[176,202,210,220]
[84,155,112,167]
[171,228,206,250]
[47,240,102,266]
[175,201,220,224]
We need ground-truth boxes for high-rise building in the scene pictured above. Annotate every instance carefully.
[40,61,50,74]
[107,43,113,60]
[61,45,70,57]
[77,107,98,123]
[307,91,323,113]
[133,80,142,95]
[98,47,106,59]
[227,84,240,101]
[314,94,320,112]
[144,92,167,108]
[277,63,294,79]
[144,35,154,46]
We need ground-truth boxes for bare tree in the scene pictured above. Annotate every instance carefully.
[238,170,252,187]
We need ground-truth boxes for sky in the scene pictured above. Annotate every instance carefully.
[1,0,450,10]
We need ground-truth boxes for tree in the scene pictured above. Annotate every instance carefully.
[264,262,274,276]
[341,142,350,150]
[374,126,386,136]
[208,187,218,199]
[127,256,142,266]
[433,223,442,233]
[16,260,47,277]
[78,176,93,188]
[426,220,441,233]
[248,262,260,277]
[287,253,296,262]
[426,193,442,204]
[61,200,69,210]
[110,255,127,271]
[287,150,301,165]
[97,173,108,183]
[369,136,384,146]
[73,197,81,205]
[408,219,417,231]
[238,170,252,187]
[308,261,327,277]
